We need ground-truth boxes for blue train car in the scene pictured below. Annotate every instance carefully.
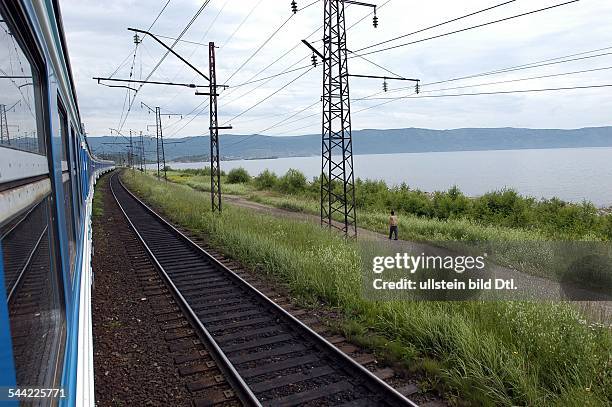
[0,0,113,405]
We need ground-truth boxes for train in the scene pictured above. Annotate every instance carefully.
[0,0,113,405]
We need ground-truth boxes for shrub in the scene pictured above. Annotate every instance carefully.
[277,169,307,194]
[432,185,470,219]
[227,167,250,184]
[254,169,278,189]
[183,167,212,176]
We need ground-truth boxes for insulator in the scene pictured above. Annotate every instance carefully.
[291,0,298,14]
[415,82,420,94]
[373,15,378,28]
[383,80,388,92]
[311,53,318,67]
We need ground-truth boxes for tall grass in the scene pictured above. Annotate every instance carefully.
[123,171,611,406]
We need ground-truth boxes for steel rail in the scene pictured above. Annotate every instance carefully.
[111,171,419,406]
[109,173,261,407]
[7,225,48,303]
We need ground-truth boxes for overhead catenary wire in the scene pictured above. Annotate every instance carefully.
[220,66,316,127]
[224,100,321,148]
[163,4,318,134]
[222,13,297,86]
[108,0,171,79]
[118,0,213,132]
[163,0,382,139]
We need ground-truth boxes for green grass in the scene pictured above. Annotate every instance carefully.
[167,170,612,282]
[93,177,105,217]
[123,170,611,407]
[166,170,255,196]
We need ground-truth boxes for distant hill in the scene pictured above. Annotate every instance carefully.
[88,126,612,162]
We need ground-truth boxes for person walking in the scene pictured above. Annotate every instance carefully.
[389,210,399,240]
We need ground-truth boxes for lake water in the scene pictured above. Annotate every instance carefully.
[167,147,612,206]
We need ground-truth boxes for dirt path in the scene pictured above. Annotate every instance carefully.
[224,193,612,316]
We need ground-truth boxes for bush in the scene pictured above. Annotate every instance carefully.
[277,169,307,194]
[432,185,471,219]
[227,167,250,184]
[254,169,278,189]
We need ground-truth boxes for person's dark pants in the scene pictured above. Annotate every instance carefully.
[389,225,398,240]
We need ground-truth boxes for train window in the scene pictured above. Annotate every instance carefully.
[0,6,66,390]
[58,105,77,280]
[70,125,81,218]
[0,14,42,154]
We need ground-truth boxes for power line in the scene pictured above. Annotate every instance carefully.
[222,59,311,107]
[163,4,315,134]
[347,49,404,79]
[163,0,380,139]
[412,65,612,95]
[425,50,612,87]
[221,66,315,126]
[224,100,320,148]
[355,46,612,101]
[354,0,517,54]
[222,13,297,86]
[221,0,265,50]
[357,83,612,103]
[262,83,612,133]
[108,0,171,79]
[118,0,212,132]
[226,64,312,88]
[351,0,580,58]
[259,100,320,133]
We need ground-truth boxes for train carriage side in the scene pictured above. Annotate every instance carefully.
[0,1,113,406]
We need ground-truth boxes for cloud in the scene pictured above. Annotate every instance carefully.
[60,0,612,137]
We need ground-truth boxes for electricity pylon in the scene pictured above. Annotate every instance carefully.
[320,0,358,237]
[299,0,419,238]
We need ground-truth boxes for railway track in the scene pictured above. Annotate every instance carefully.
[2,198,49,302]
[110,172,419,407]
[2,197,64,388]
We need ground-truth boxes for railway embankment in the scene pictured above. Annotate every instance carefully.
[121,169,612,407]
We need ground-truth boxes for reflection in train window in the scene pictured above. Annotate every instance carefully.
[1,198,66,389]
[59,106,77,280]
[0,16,41,153]
[70,126,82,218]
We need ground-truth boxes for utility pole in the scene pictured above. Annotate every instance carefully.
[140,131,145,172]
[142,102,180,181]
[129,129,134,169]
[298,0,418,238]
[195,43,231,213]
[156,107,167,180]
[100,28,229,208]
[0,104,9,145]
[209,43,229,212]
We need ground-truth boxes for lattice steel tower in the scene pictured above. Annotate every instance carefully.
[321,0,356,237]
[155,106,167,180]
[209,42,222,212]
[0,104,10,145]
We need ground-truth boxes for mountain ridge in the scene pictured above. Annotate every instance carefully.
[87,126,612,162]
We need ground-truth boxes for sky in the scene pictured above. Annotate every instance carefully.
[60,0,612,138]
